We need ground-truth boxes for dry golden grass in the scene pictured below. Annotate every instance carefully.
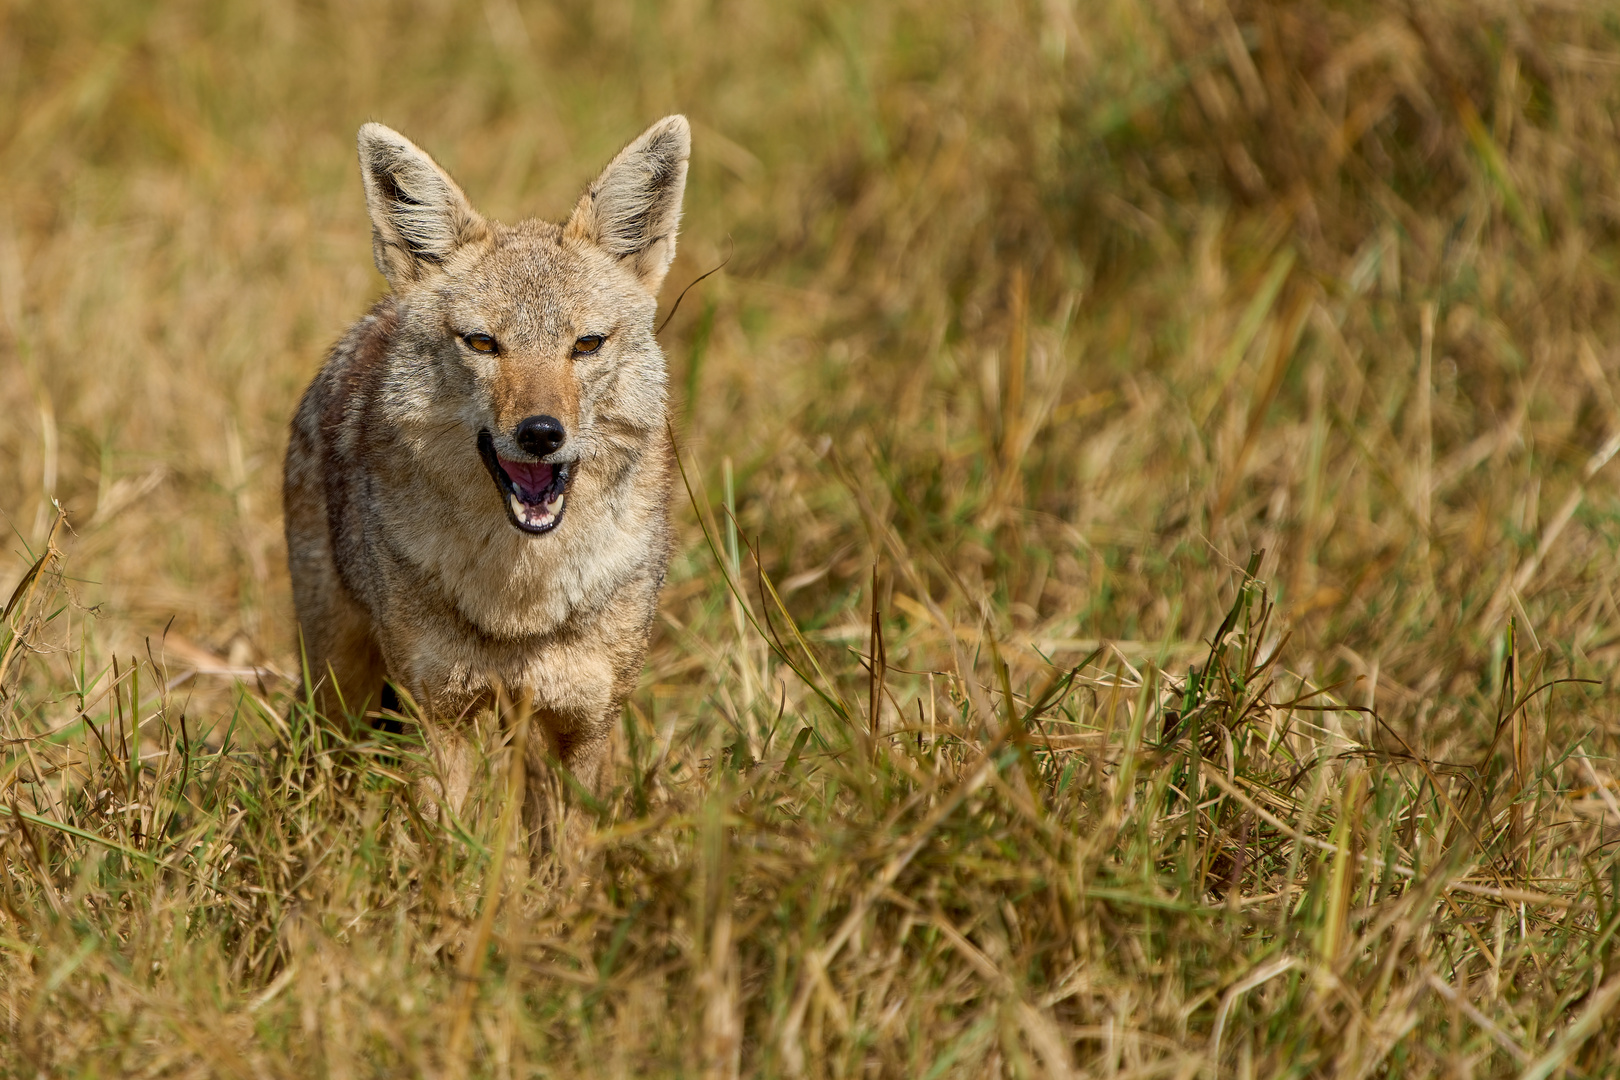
[7,0,1620,1075]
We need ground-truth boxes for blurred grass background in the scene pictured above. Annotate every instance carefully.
[7,0,1620,1076]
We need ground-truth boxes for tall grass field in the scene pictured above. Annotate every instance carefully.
[6,1,1620,1075]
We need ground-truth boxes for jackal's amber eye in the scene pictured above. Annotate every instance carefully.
[573,334,605,355]
[463,333,497,353]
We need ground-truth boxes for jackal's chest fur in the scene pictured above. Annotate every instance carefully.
[372,411,673,645]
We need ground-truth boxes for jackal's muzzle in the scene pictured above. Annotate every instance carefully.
[477,431,573,534]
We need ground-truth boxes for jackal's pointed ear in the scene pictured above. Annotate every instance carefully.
[565,115,690,295]
[357,123,490,288]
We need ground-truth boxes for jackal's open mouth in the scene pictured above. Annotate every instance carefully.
[477,431,573,534]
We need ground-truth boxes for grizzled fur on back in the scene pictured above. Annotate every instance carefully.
[284,117,690,841]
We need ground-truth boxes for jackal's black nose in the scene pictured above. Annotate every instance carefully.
[515,414,566,457]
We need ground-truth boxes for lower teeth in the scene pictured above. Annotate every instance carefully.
[510,489,561,527]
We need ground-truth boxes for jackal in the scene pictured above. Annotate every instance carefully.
[284,116,689,836]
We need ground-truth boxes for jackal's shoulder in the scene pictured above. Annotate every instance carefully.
[285,296,400,601]
[291,296,399,445]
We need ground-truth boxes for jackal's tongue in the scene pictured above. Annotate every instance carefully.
[499,458,555,503]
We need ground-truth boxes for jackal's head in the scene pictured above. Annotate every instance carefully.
[356,116,689,535]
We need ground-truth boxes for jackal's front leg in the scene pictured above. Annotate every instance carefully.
[518,709,613,861]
